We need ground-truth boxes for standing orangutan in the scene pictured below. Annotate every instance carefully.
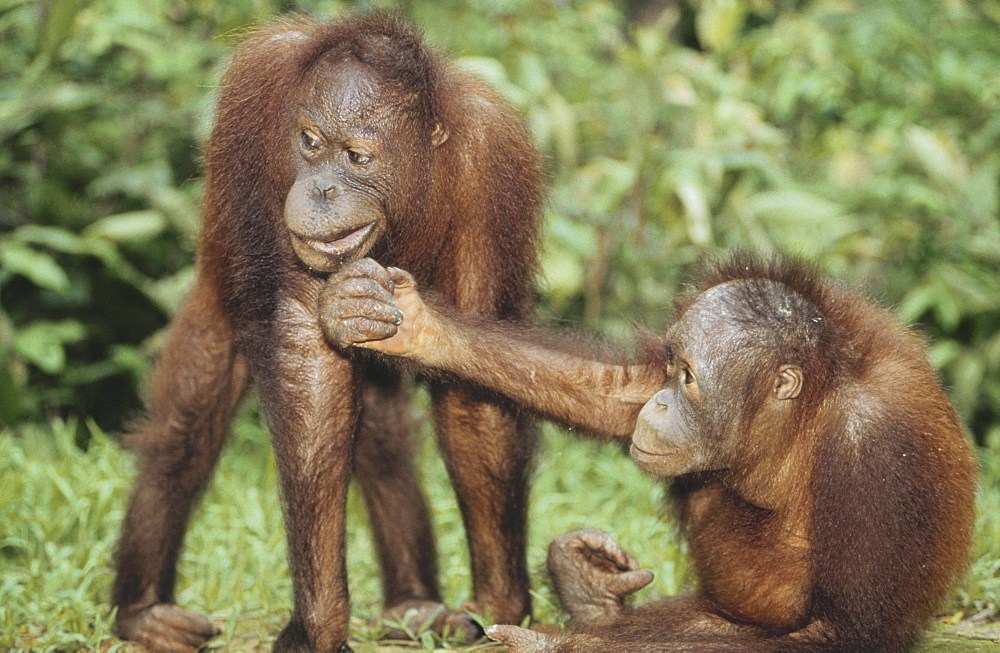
[111,13,542,652]
[319,254,977,651]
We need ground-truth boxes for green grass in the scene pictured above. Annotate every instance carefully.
[1,400,998,650]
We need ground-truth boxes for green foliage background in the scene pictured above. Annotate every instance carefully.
[2,0,998,443]
[1,0,999,647]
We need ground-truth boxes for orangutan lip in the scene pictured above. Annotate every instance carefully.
[305,222,375,258]
[629,442,681,460]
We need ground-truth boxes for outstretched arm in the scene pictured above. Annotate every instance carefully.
[319,259,666,440]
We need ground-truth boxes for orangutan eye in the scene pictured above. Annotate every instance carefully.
[681,366,695,385]
[347,148,373,165]
[300,129,323,154]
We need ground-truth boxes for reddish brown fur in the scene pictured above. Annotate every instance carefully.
[112,13,541,652]
[668,254,976,650]
[570,255,978,651]
[318,253,977,651]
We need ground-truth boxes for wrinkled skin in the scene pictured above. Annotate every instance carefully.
[482,534,661,653]
[546,530,654,626]
[481,530,654,651]
[284,59,446,275]
[318,258,411,350]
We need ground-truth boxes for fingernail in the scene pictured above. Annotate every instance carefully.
[394,310,403,325]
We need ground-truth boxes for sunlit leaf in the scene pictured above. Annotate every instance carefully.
[695,0,747,54]
[742,189,855,256]
[82,210,167,242]
[905,126,967,189]
[545,90,578,168]
[948,353,985,417]
[675,177,713,248]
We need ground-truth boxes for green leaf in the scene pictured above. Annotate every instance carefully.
[674,176,713,247]
[574,158,638,218]
[10,225,85,255]
[545,90,578,168]
[39,0,80,63]
[518,52,552,96]
[83,210,167,243]
[0,347,20,424]
[143,266,196,316]
[0,244,70,292]
[13,321,86,375]
[905,126,966,189]
[897,283,936,323]
[949,352,985,417]
[695,0,747,54]
[742,189,855,257]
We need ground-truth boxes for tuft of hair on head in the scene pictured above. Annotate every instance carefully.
[688,251,828,310]
[677,251,864,400]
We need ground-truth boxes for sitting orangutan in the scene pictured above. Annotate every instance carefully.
[317,256,976,652]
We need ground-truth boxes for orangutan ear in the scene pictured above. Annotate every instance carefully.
[774,365,803,400]
[431,122,449,148]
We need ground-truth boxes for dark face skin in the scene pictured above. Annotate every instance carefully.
[630,282,804,478]
[284,57,441,274]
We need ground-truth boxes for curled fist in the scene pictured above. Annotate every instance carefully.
[317,258,429,356]
[547,529,654,626]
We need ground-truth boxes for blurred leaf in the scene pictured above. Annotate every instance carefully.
[518,51,553,96]
[742,189,855,256]
[898,283,936,325]
[963,156,1000,223]
[11,225,85,254]
[950,352,986,417]
[0,81,99,139]
[675,175,713,247]
[927,339,962,369]
[545,90,578,168]
[0,342,20,425]
[574,158,638,218]
[696,0,747,54]
[39,0,80,63]
[13,321,85,375]
[150,186,200,239]
[83,210,167,243]
[0,244,70,292]
[905,126,967,189]
[87,161,174,201]
[144,266,196,315]
[456,56,529,106]
[0,0,997,439]
[540,218,595,302]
